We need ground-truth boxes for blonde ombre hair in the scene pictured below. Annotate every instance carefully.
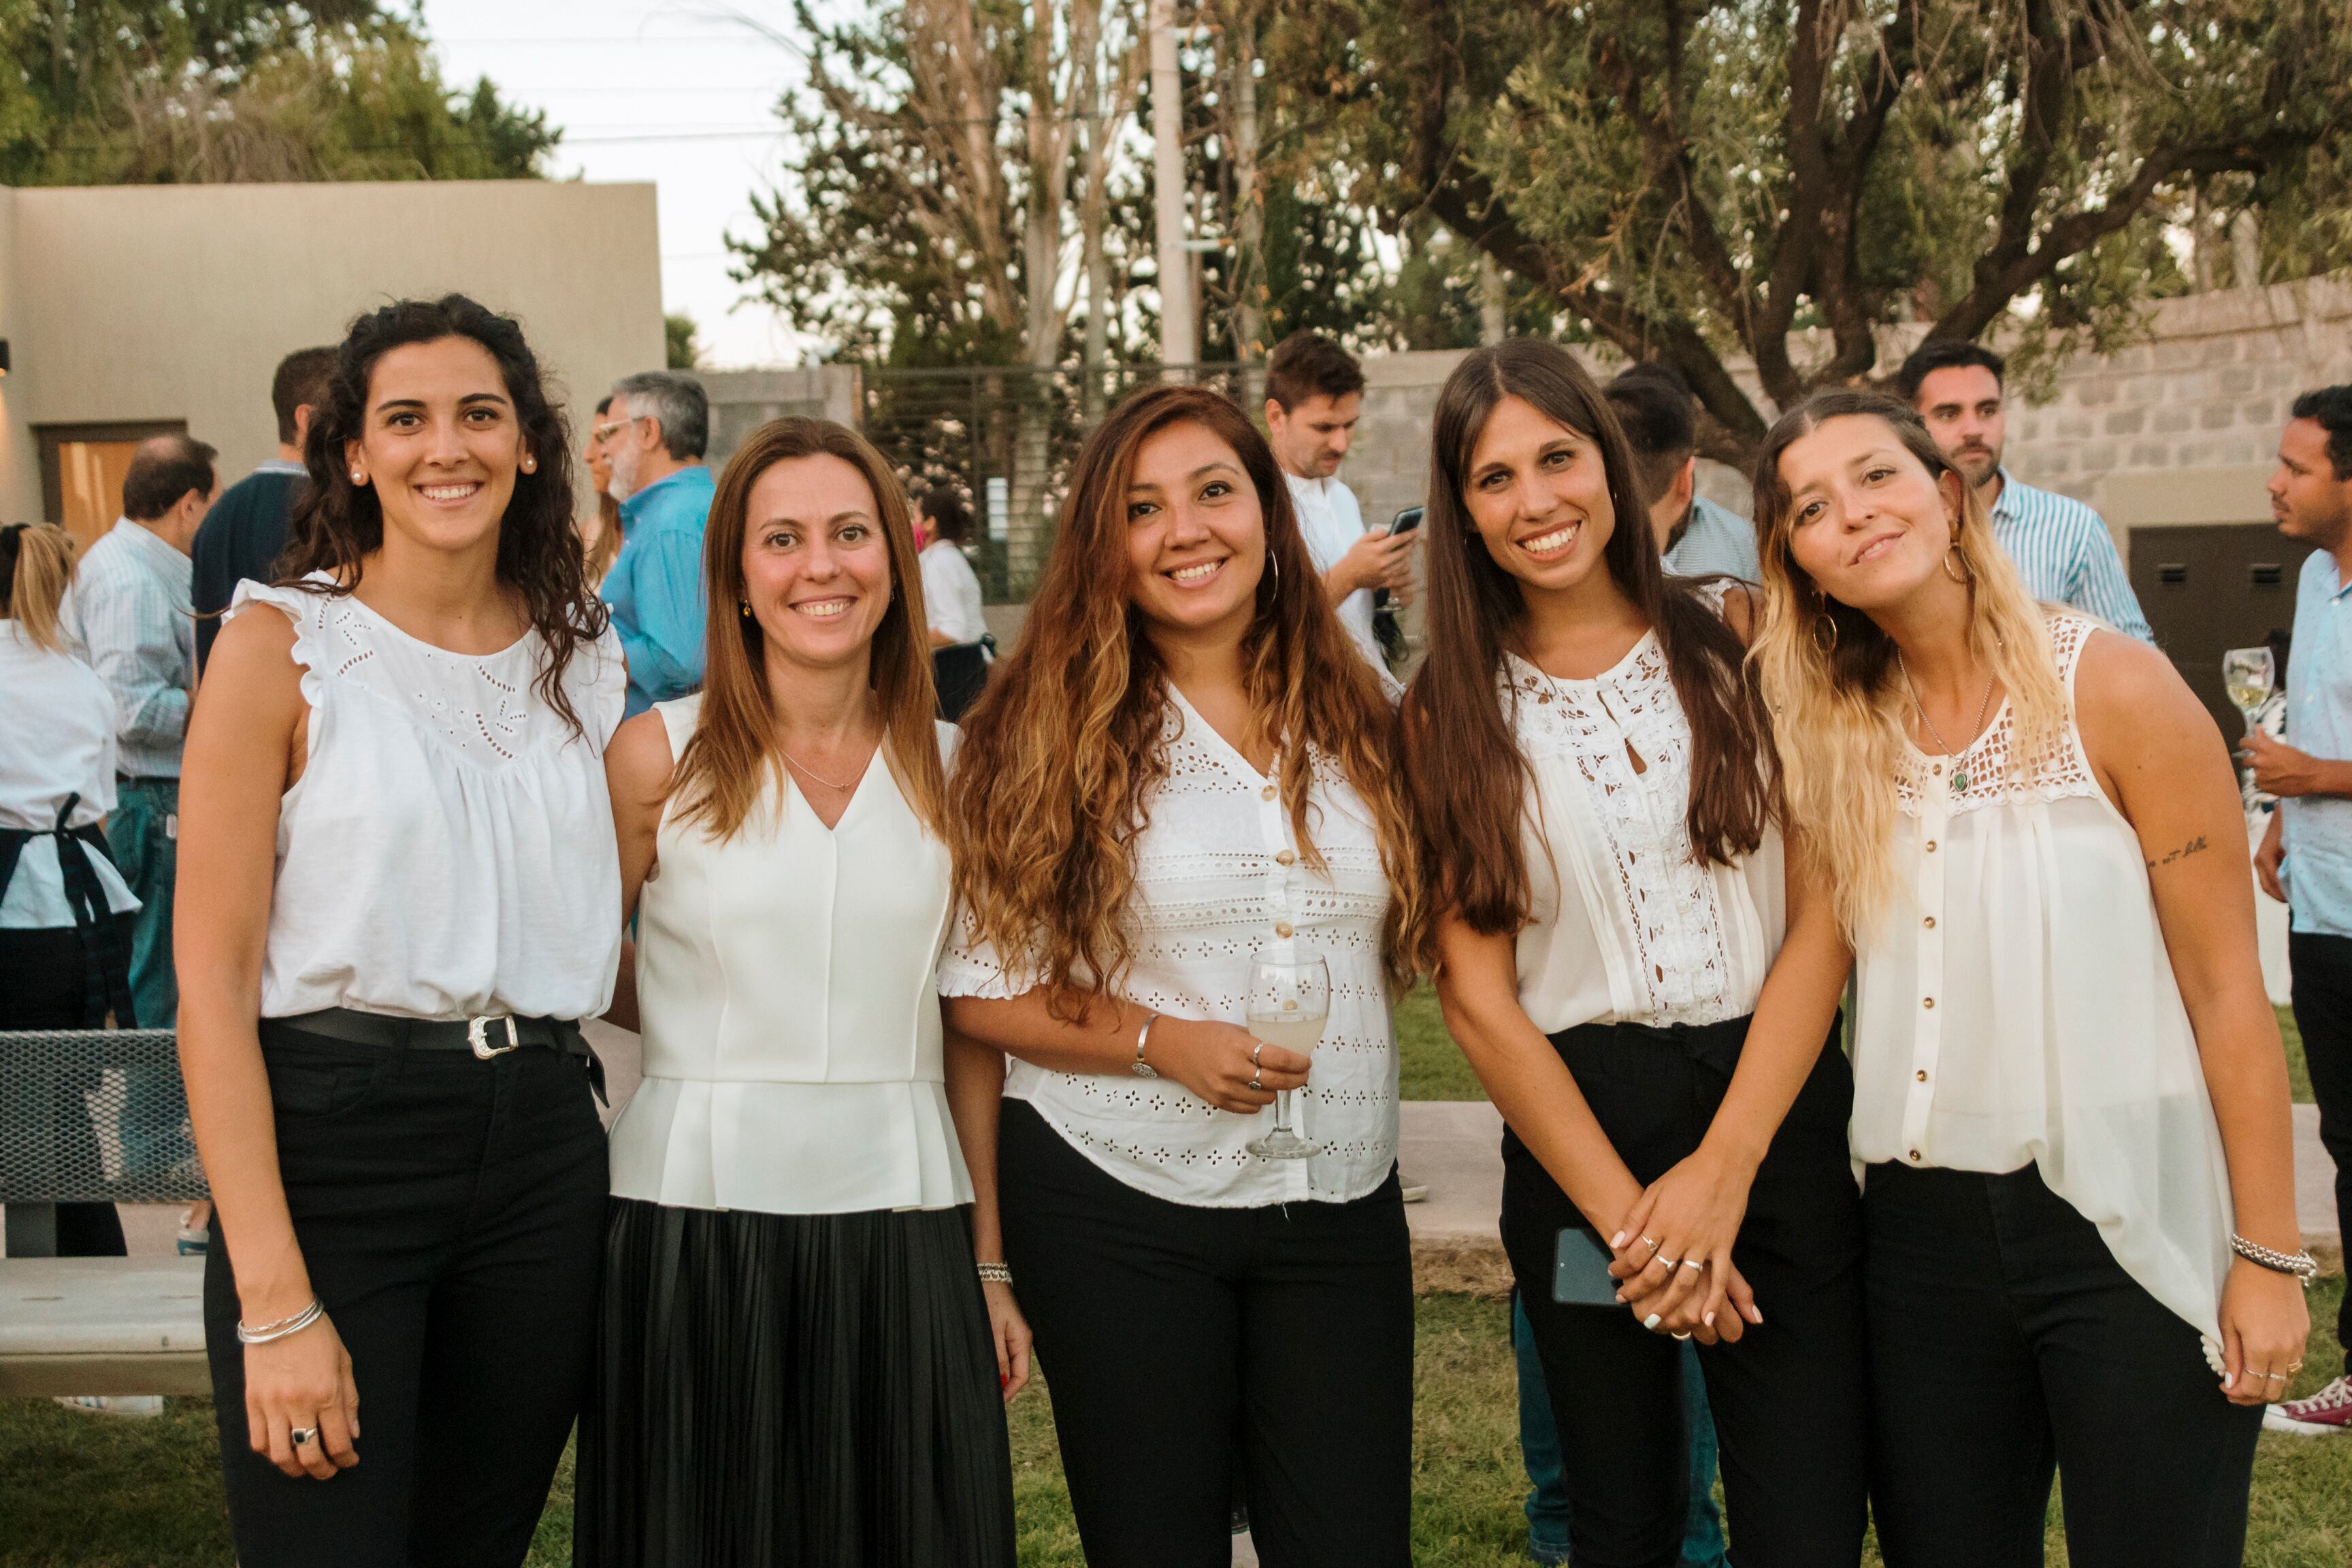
[0,523,76,652]
[1749,390,2068,937]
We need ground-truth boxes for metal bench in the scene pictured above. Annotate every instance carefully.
[0,1028,208,1396]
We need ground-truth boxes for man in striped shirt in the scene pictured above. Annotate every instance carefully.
[1899,339,2155,642]
[59,434,216,1036]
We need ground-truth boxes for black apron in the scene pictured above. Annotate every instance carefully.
[0,792,137,1027]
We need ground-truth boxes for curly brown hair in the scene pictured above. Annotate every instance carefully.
[948,385,1424,1010]
[282,294,608,734]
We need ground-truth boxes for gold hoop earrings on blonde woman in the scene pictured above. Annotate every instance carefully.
[1813,612,1839,655]
[1944,542,1970,583]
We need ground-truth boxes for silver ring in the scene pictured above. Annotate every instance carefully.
[1680,1258,1703,1270]
[1671,1331,1693,1341]
[1640,1236,1663,1258]
[1656,1257,1681,1269]
[1251,1041,1267,1065]
[2259,1370,2290,1384]
[290,1426,318,1447]
[1248,1074,1264,1092]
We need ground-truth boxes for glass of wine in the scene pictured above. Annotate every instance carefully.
[1243,948,1328,1160]
[2223,645,2276,736]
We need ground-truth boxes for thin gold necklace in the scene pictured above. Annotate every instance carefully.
[779,745,855,791]
[1895,650,1996,793]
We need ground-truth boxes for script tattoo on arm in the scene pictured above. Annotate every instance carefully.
[2146,834,2210,871]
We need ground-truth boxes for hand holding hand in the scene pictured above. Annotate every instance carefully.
[1607,1148,1764,1339]
[244,1312,360,1480]
[1147,1017,1309,1113]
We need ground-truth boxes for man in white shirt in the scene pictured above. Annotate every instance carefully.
[1262,333,1414,673]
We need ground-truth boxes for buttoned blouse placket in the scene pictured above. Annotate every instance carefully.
[1899,760,1950,1166]
[1245,748,1316,1200]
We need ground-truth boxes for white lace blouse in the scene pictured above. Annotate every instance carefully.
[938,688,1398,1207]
[230,576,626,1023]
[1850,611,2237,1343]
[1502,632,1786,1033]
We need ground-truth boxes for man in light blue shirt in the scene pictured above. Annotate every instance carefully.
[600,370,714,716]
[59,435,216,1036]
[2247,385,2352,1428]
[1900,339,2155,642]
[1606,363,1761,586]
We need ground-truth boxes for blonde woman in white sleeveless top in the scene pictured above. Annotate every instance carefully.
[576,418,1016,1568]
[1750,390,2310,1568]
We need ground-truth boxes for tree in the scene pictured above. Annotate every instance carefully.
[1267,0,2352,463]
[0,3,557,186]
[666,312,704,371]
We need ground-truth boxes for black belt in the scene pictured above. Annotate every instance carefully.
[264,1007,606,1102]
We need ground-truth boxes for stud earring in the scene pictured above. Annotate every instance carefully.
[521,455,536,474]
[739,600,753,618]
[350,470,363,484]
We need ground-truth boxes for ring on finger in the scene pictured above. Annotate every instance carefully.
[1671,1330,1693,1341]
[1248,1074,1264,1092]
[2259,1370,2289,1384]
[290,1426,318,1447]
[1640,1235,1663,1258]
[1251,1041,1266,1066]
[1680,1258,1703,1270]
[1656,1256,1681,1269]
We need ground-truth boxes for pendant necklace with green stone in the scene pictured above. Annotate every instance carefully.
[1897,649,1997,794]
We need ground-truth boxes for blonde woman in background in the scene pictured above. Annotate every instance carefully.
[1749,388,2308,1568]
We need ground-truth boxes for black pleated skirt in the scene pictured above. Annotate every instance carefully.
[576,1198,1016,1568]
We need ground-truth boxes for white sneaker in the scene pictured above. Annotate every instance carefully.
[54,1395,165,1418]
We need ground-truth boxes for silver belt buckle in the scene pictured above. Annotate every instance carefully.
[467,1015,522,1060]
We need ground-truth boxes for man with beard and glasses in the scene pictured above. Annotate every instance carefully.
[601,370,714,716]
[1898,339,2154,642]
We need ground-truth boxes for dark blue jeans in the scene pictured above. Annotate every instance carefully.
[1514,1294,1725,1567]
[107,776,191,1179]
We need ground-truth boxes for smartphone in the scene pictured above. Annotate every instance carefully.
[1553,1228,1621,1307]
[1388,506,1424,536]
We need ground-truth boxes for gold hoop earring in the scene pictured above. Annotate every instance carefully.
[1813,612,1839,655]
[1944,542,1970,583]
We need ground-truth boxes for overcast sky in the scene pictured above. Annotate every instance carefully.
[421,1,817,368]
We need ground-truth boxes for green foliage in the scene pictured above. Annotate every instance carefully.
[0,2,557,186]
[1266,0,2352,462]
[664,312,703,372]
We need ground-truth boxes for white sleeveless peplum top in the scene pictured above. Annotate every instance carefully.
[606,696,973,1215]
[1849,610,2237,1343]
[229,576,625,1023]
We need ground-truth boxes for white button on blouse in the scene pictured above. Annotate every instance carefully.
[1849,611,2238,1343]
[1501,631,1786,1034]
[609,699,974,1216]
[938,689,1397,1207]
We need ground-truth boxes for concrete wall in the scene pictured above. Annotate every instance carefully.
[0,180,665,523]
[700,365,864,476]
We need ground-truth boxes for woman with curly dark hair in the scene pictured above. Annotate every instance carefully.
[176,295,625,1567]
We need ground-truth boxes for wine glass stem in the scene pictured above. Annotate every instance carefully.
[1273,1088,1296,1135]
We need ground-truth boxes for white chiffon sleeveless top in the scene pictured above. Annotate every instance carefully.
[230,576,625,1022]
[1850,610,2236,1343]
[606,697,973,1215]
[1502,623,1786,1034]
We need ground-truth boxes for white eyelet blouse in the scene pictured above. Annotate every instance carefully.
[937,688,1397,1207]
[230,576,626,1024]
[1849,610,2237,1343]
[1501,630,1786,1033]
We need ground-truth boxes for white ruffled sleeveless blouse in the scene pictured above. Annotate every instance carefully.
[606,697,973,1215]
[230,576,625,1023]
[1850,610,2237,1342]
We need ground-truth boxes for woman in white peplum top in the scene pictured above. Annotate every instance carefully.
[575,416,1019,1568]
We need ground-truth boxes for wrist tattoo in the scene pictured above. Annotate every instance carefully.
[2146,834,2210,871]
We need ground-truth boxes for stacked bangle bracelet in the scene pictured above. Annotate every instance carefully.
[236,1298,327,1345]
[976,1262,1013,1286]
[2229,1234,2319,1282]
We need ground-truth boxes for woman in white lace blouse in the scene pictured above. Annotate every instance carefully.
[1405,342,1867,1568]
[1750,389,2308,1567]
[941,385,1424,1567]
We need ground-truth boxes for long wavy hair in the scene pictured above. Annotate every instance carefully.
[283,294,607,734]
[0,523,76,652]
[1401,341,1777,966]
[1749,389,2065,936]
[949,385,1424,1007]
[668,416,944,841]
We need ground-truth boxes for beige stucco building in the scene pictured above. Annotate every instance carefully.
[0,178,664,548]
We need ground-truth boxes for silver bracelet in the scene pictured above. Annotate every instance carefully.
[2230,1233,2319,1282]
[1130,1010,1161,1079]
[236,1298,327,1345]
[976,1262,1013,1286]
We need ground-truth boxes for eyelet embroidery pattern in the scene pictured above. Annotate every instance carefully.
[1503,642,1731,1026]
[1893,612,2102,819]
[301,591,545,770]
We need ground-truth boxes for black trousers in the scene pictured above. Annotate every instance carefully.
[0,923,132,1256]
[1498,1015,1868,1568]
[1863,1160,2262,1568]
[996,1098,1414,1568]
[2288,929,2352,1377]
[203,1021,609,1568]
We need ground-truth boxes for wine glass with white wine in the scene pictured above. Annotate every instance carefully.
[1243,948,1328,1160]
[2223,645,2276,736]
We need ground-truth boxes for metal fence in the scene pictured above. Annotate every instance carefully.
[0,1030,204,1207]
[858,362,1253,602]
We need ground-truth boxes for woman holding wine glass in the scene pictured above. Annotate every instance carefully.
[942,384,1425,1568]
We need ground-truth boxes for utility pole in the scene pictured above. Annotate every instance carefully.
[1149,0,1196,373]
